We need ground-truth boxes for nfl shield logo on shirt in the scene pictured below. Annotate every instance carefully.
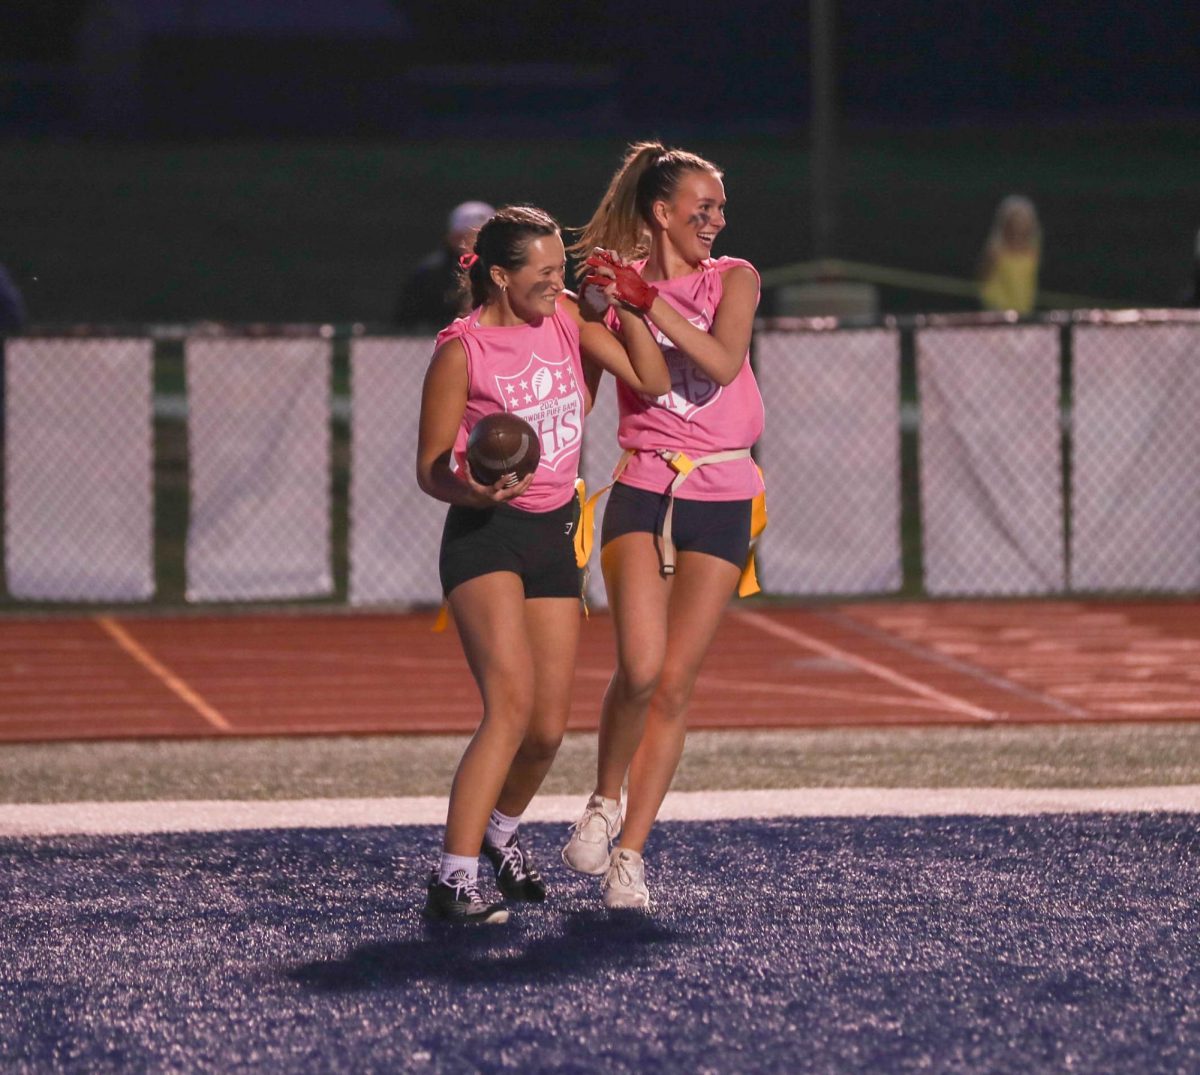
[494,354,584,469]
[648,310,723,419]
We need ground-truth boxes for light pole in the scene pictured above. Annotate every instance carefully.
[811,0,836,259]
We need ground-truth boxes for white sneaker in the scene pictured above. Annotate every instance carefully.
[602,848,651,910]
[561,793,622,875]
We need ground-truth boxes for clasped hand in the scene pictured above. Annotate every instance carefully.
[582,249,658,316]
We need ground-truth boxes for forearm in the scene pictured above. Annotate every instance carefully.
[584,252,749,388]
[417,452,490,508]
[645,298,746,385]
[612,309,672,395]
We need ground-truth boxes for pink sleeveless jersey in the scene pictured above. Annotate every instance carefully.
[609,256,765,500]
[435,299,586,512]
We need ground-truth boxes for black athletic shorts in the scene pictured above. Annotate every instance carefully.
[600,481,752,569]
[439,497,582,598]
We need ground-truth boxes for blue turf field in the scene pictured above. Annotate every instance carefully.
[3,815,1198,1073]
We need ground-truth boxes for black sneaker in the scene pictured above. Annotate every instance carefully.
[482,833,547,902]
[424,869,510,924]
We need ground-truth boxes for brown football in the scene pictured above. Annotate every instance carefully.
[465,412,541,487]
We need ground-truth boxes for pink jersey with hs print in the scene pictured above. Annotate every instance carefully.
[607,256,765,500]
[435,299,586,512]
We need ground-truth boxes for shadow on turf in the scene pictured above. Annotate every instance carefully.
[288,910,682,992]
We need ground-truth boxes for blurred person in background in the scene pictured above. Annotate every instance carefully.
[0,262,24,441]
[0,263,26,334]
[978,195,1041,314]
[394,200,495,329]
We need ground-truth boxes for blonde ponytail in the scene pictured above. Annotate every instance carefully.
[569,141,666,259]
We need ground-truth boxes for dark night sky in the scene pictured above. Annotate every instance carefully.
[2,0,1198,136]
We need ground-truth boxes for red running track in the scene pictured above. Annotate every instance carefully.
[0,600,1197,742]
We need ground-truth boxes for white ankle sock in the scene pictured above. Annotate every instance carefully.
[485,808,521,848]
[438,853,479,886]
[590,793,621,818]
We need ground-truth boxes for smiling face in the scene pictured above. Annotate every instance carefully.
[653,169,727,264]
[493,233,566,321]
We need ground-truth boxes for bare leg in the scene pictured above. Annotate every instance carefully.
[493,596,582,816]
[593,532,671,801]
[442,572,535,857]
[619,551,740,853]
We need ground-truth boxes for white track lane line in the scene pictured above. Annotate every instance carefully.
[95,617,233,732]
[817,609,1095,720]
[1,787,1197,836]
[732,609,999,721]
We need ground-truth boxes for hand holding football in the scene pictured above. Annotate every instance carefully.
[465,412,541,487]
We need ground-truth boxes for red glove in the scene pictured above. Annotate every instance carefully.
[585,251,658,315]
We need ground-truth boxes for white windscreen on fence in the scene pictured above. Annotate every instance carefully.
[348,337,445,606]
[755,329,902,594]
[185,338,331,602]
[1071,323,1200,591]
[917,325,1064,595]
[4,338,154,601]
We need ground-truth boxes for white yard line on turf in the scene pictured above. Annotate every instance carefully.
[0,787,1197,837]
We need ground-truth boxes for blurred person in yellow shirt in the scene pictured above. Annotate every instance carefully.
[978,195,1040,314]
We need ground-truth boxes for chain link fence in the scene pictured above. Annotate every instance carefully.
[184,335,332,602]
[756,326,902,595]
[916,324,1065,596]
[348,336,443,607]
[1071,321,1200,592]
[3,337,154,602]
[2,311,1198,609]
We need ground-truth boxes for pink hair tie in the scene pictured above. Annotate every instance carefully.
[459,252,479,269]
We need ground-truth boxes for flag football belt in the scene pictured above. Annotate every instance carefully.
[574,448,767,598]
[434,450,766,631]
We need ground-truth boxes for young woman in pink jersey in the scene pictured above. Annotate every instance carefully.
[562,143,765,909]
[416,205,669,923]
